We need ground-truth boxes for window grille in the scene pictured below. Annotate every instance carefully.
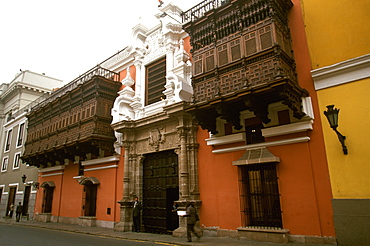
[239,162,282,228]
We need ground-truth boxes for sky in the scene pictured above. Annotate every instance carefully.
[0,0,201,85]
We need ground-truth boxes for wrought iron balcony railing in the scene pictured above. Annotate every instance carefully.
[182,0,230,23]
[31,65,119,112]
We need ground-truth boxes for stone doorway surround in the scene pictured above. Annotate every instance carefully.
[112,102,200,235]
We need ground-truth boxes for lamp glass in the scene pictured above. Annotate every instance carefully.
[324,105,339,129]
[21,174,27,183]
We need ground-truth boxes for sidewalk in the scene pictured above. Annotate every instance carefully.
[0,218,329,246]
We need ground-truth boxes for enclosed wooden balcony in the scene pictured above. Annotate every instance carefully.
[182,0,308,134]
[22,66,121,168]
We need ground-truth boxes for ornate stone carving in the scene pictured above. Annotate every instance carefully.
[148,128,165,151]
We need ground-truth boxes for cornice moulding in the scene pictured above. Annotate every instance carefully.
[40,172,64,177]
[206,133,246,146]
[312,53,370,90]
[206,120,312,146]
[262,120,313,137]
[84,165,118,172]
[212,136,310,154]
[82,155,120,166]
[39,165,65,173]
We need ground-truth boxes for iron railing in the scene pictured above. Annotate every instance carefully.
[11,93,50,120]
[182,0,230,23]
[30,65,119,112]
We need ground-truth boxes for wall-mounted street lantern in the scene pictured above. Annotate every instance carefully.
[323,105,348,155]
[21,174,27,183]
[21,174,39,189]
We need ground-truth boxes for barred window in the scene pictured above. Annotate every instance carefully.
[239,162,282,227]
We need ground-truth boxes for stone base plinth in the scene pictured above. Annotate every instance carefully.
[237,227,289,243]
[78,216,97,227]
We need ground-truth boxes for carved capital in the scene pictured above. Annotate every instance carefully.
[176,128,189,138]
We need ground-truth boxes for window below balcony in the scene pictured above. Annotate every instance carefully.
[239,162,282,228]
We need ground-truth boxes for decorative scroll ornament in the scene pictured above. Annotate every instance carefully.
[148,128,165,151]
[122,67,135,87]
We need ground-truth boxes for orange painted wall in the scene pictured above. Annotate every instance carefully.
[196,0,335,237]
[84,163,119,222]
[115,149,124,222]
[59,163,83,218]
[183,36,192,61]
[288,0,335,236]
[269,139,334,236]
[36,171,64,217]
[36,157,124,223]
[197,128,243,230]
[198,130,335,236]
[119,65,136,91]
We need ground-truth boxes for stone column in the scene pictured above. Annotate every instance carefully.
[177,128,190,200]
[114,142,133,232]
[173,119,201,238]
[172,127,190,237]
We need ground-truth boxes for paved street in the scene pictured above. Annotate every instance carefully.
[0,223,161,246]
[0,218,333,246]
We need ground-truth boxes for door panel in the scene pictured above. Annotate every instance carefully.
[6,187,16,216]
[84,182,97,216]
[22,186,31,215]
[143,150,179,234]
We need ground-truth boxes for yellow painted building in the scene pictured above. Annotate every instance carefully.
[301,0,370,245]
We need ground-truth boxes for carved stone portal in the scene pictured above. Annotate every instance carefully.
[112,102,200,235]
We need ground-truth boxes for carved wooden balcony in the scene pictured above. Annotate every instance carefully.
[182,0,308,134]
[22,66,121,168]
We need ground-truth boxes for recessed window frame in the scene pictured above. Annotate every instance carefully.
[13,152,21,170]
[1,157,9,172]
[4,129,13,152]
[17,122,25,147]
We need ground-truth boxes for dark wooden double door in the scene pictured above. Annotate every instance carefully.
[143,150,179,234]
